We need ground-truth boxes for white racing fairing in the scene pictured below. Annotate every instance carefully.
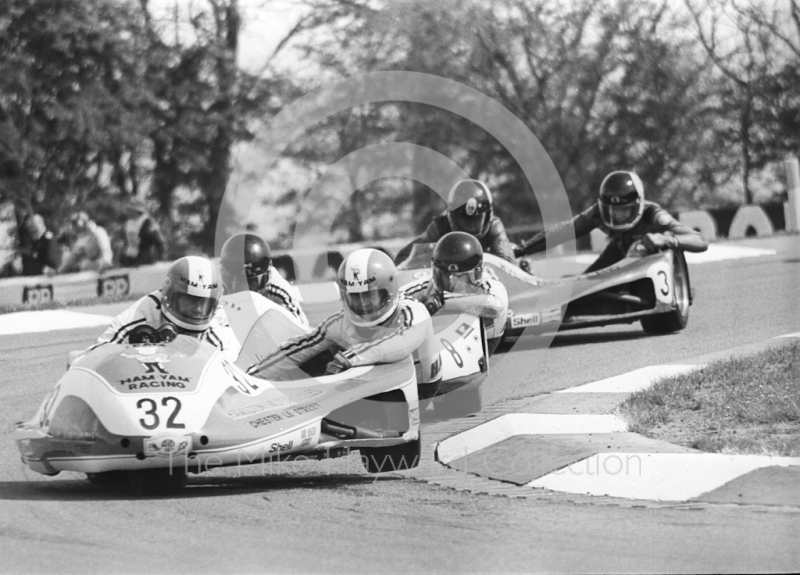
[14,333,420,492]
[398,244,692,338]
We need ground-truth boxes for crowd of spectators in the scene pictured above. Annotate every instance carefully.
[0,197,166,279]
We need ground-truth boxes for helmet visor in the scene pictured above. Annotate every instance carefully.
[434,268,482,293]
[221,265,268,294]
[599,192,641,229]
[173,293,216,326]
[344,288,390,322]
[452,211,487,235]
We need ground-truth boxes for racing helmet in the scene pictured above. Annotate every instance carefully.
[219,233,272,293]
[446,179,493,238]
[432,232,484,293]
[337,248,399,327]
[161,256,222,332]
[598,171,645,231]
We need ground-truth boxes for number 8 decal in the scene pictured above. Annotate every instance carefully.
[440,338,463,368]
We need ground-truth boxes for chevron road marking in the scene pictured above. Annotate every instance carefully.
[436,413,628,465]
[528,453,800,502]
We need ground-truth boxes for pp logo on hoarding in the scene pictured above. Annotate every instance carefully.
[22,284,53,305]
[98,274,130,297]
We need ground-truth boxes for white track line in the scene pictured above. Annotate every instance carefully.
[684,245,775,263]
[558,365,704,394]
[436,413,627,465]
[0,310,112,336]
[528,453,800,501]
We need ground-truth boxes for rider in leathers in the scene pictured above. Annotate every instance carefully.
[219,232,309,328]
[89,256,231,355]
[402,232,508,344]
[514,171,708,271]
[248,248,438,383]
[395,179,515,265]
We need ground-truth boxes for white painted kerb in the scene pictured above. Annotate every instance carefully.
[559,365,704,394]
[528,453,800,501]
[436,413,628,465]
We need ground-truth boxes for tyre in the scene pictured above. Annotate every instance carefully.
[85,471,127,485]
[127,468,187,496]
[360,437,421,473]
[641,250,690,335]
[433,386,482,419]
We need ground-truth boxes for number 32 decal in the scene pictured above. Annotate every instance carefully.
[657,270,670,296]
[137,397,185,430]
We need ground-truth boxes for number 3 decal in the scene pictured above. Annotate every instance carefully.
[137,397,185,430]
[657,270,670,296]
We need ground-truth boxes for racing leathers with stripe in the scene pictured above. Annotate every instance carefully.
[401,273,509,341]
[257,265,309,328]
[91,291,234,358]
[514,202,708,272]
[247,298,440,383]
[396,214,516,265]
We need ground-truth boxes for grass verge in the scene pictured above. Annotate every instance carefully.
[618,342,800,456]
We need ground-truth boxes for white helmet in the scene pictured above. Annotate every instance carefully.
[337,249,399,327]
[161,256,222,331]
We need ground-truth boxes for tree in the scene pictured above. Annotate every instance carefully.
[268,0,723,239]
[0,0,153,229]
[685,0,799,203]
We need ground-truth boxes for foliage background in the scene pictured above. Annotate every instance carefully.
[0,0,798,260]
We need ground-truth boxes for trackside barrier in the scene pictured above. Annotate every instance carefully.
[785,156,800,233]
[0,239,415,308]
[678,210,718,241]
[0,199,790,310]
[0,262,174,308]
[728,205,774,239]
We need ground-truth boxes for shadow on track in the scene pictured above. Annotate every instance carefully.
[0,472,406,502]
[494,328,649,354]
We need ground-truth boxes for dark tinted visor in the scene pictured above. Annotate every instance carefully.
[452,211,487,235]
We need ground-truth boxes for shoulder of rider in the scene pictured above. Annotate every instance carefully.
[398,297,432,325]
[642,202,675,227]
[431,213,450,236]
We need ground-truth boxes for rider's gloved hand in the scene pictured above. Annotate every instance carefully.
[642,233,678,253]
[423,290,444,316]
[325,351,352,375]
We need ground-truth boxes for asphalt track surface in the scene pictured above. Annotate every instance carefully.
[1,237,799,573]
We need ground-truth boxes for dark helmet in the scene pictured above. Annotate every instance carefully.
[598,171,645,231]
[446,179,493,238]
[220,233,272,294]
[432,231,484,293]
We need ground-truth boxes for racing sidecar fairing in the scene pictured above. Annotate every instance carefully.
[397,244,692,339]
[14,334,421,495]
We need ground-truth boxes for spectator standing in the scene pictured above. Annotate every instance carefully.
[58,211,113,274]
[119,197,166,267]
[20,213,62,275]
